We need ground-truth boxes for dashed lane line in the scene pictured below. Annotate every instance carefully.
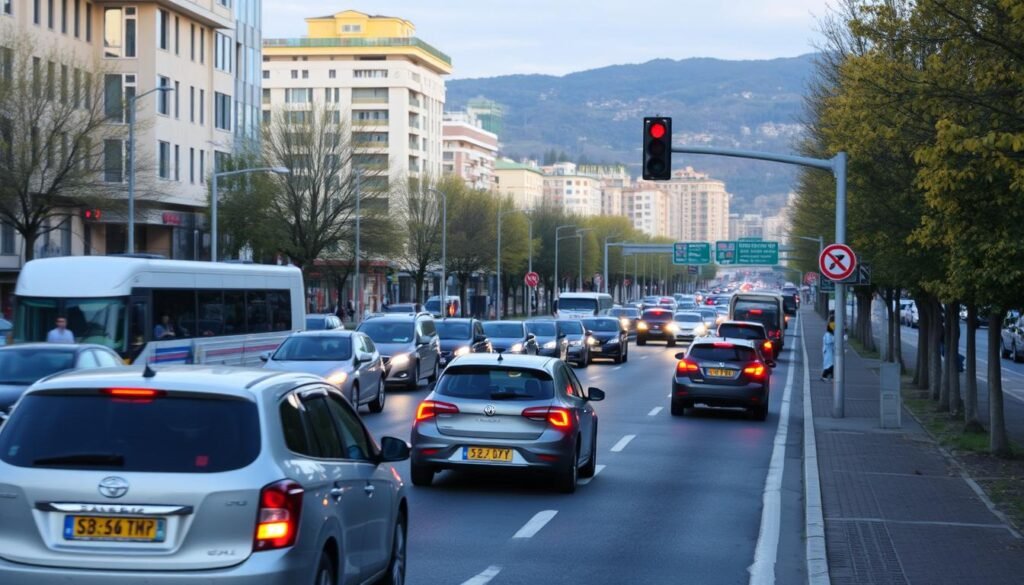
[460,566,502,585]
[512,510,558,539]
[648,406,663,416]
[578,464,606,486]
[610,434,636,452]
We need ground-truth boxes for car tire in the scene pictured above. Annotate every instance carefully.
[622,344,629,363]
[667,339,676,348]
[349,382,359,407]
[556,444,579,494]
[380,512,407,585]
[314,551,336,585]
[410,463,434,487]
[369,378,386,413]
[1002,341,1012,359]
[406,362,420,391]
[579,426,597,479]
[750,403,769,421]
[1015,344,1024,364]
[637,337,647,346]
[670,400,686,416]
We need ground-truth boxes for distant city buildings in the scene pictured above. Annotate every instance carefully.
[494,160,544,210]
[636,167,730,243]
[442,111,499,190]
[542,162,603,217]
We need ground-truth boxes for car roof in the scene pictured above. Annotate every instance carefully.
[446,353,561,371]
[25,365,322,399]
[288,329,356,338]
[439,317,475,323]
[362,313,430,322]
[485,320,525,326]
[0,343,112,353]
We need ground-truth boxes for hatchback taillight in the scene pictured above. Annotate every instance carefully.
[415,400,459,421]
[522,406,573,429]
[763,340,773,353]
[743,363,767,379]
[676,359,700,376]
[254,480,303,551]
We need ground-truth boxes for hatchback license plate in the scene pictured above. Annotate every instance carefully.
[64,516,166,542]
[464,447,513,462]
[707,368,734,378]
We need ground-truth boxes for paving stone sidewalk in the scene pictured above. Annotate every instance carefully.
[802,308,1024,585]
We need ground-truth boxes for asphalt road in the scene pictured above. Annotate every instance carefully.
[361,321,808,585]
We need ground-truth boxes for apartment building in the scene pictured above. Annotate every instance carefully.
[542,162,602,217]
[729,214,764,239]
[638,166,730,243]
[623,188,671,238]
[442,111,498,191]
[262,10,451,195]
[494,160,544,210]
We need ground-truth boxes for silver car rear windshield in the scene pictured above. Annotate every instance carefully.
[437,366,554,401]
[0,348,75,385]
[0,393,260,472]
[525,322,557,336]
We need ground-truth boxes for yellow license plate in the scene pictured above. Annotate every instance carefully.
[707,368,734,378]
[465,447,514,462]
[64,516,166,542]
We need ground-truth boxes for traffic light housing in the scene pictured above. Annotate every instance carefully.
[83,208,103,221]
[643,117,672,180]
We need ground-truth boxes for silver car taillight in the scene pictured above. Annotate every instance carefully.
[254,479,303,551]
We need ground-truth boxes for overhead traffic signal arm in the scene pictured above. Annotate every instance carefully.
[643,117,672,180]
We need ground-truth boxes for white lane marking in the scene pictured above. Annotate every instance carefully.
[513,510,558,539]
[641,355,649,359]
[610,434,636,452]
[801,315,831,585]
[648,406,663,416]
[613,365,623,370]
[578,464,606,485]
[461,565,502,585]
[748,313,797,585]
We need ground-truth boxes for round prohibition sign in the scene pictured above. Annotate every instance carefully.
[819,243,857,281]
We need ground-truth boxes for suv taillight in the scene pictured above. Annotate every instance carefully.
[522,406,573,429]
[415,400,459,421]
[676,359,700,376]
[254,480,303,551]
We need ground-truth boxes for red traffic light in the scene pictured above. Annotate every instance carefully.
[83,209,102,220]
[649,122,666,139]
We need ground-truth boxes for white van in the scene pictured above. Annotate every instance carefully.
[554,293,614,319]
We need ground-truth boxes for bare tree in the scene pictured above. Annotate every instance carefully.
[394,174,449,304]
[0,28,121,260]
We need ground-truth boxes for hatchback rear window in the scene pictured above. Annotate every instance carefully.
[482,322,525,338]
[525,322,557,336]
[688,345,758,362]
[0,393,260,472]
[436,366,554,401]
[642,310,673,322]
[718,325,765,340]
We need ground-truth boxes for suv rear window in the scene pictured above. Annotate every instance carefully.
[436,366,554,401]
[718,324,765,340]
[641,309,673,322]
[688,344,758,362]
[0,393,260,472]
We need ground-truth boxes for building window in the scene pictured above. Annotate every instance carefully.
[328,69,336,79]
[157,9,169,50]
[190,23,195,60]
[34,0,39,24]
[103,7,135,58]
[174,15,179,55]
[284,88,310,104]
[261,88,270,105]
[158,141,170,178]
[189,85,194,122]
[60,0,66,32]
[199,26,205,63]
[262,69,269,79]
[301,70,308,79]
[85,2,90,40]
[156,75,170,115]
[47,0,53,28]
[1,223,14,255]
[341,24,361,32]
[73,0,79,36]
[353,69,387,79]
[290,69,297,79]
[214,32,231,72]
[199,89,205,125]
[189,147,194,183]
[214,92,230,130]
[103,139,124,182]
[174,144,179,181]
[174,80,179,118]
[352,87,388,103]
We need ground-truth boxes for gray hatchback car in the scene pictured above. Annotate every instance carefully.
[409,354,604,493]
[0,366,410,585]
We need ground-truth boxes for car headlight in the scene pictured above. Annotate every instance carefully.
[619,318,630,327]
[569,340,582,347]
[543,341,557,349]
[326,371,348,387]
[510,343,524,353]
[586,336,599,345]
[606,337,619,345]
[454,346,471,357]
[665,323,679,333]
[637,321,648,330]
[389,353,411,367]
[695,324,706,334]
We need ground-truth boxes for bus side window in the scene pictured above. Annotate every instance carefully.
[152,289,196,340]
[247,291,270,333]
[267,290,291,332]
[224,291,245,335]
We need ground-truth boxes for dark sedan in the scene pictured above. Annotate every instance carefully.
[636,308,677,346]
[671,338,770,421]
[556,319,591,367]
[437,318,492,367]
[526,319,568,361]
[580,317,629,363]
[609,307,641,338]
[482,321,538,355]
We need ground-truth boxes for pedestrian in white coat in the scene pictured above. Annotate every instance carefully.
[821,322,835,381]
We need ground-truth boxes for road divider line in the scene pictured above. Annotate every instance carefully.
[613,365,623,370]
[610,434,636,452]
[513,510,558,539]
[461,565,502,585]
[748,313,798,585]
[648,406,663,416]
[801,315,832,585]
[579,464,606,485]
[641,355,649,359]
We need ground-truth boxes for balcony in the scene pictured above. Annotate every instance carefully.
[409,97,422,108]
[262,37,453,66]
[352,96,389,104]
[352,119,389,127]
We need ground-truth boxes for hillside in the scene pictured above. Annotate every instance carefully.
[447,54,817,215]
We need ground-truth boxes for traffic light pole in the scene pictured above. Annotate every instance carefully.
[670,144,848,418]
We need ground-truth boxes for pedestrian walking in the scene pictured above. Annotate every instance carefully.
[821,322,835,381]
[346,300,355,322]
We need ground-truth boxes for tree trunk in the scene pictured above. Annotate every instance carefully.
[457,277,469,319]
[928,298,943,402]
[884,289,896,362]
[964,304,982,431]
[893,290,904,372]
[914,295,929,389]
[856,290,875,352]
[945,301,961,415]
[938,302,952,412]
[20,226,38,262]
[988,312,1010,456]
[413,271,426,306]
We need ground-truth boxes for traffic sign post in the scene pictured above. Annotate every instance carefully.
[672,242,711,265]
[524,271,540,288]
[819,243,856,281]
[804,272,819,286]
[715,240,779,265]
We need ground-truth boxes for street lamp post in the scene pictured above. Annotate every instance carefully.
[576,228,594,291]
[353,171,362,324]
[127,85,175,255]
[427,188,447,315]
[211,165,289,261]
[553,224,576,297]
[796,235,825,311]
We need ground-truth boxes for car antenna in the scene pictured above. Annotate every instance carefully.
[496,351,504,363]
[143,363,157,378]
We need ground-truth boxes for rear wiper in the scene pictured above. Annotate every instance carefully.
[33,453,125,467]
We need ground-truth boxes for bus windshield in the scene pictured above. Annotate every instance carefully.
[14,297,127,352]
[557,298,597,312]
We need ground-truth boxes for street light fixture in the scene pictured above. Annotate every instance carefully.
[127,85,175,255]
[553,224,576,297]
[576,228,595,291]
[210,165,290,261]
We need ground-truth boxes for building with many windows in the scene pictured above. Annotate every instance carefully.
[262,10,452,195]
[622,188,671,238]
[542,162,603,217]
[638,167,730,243]
[494,159,544,210]
[442,111,498,191]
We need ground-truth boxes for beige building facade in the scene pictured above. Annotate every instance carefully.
[494,159,543,210]
[542,162,602,217]
[639,166,730,243]
[442,111,499,191]
[623,188,671,238]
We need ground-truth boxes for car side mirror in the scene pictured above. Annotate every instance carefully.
[674,352,687,360]
[527,333,536,341]
[585,329,594,337]
[587,387,605,401]
[259,351,271,363]
[416,338,430,347]
[354,352,372,364]
[379,436,411,463]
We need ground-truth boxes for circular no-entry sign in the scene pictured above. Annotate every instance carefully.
[524,271,540,288]
[819,243,857,281]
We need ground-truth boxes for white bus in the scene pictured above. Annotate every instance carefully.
[553,292,614,319]
[13,257,305,366]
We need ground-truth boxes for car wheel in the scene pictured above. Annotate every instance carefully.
[556,444,579,494]
[314,552,336,585]
[406,362,420,391]
[667,339,676,348]
[750,403,769,421]
[1015,344,1024,364]
[622,343,629,363]
[410,463,434,487]
[670,400,687,416]
[380,512,407,585]
[349,382,359,407]
[579,426,597,479]
[1002,341,1012,359]
[369,378,386,413]
[637,337,647,346]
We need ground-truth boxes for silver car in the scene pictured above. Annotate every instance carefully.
[672,311,710,342]
[409,354,604,494]
[0,366,410,585]
[262,330,387,413]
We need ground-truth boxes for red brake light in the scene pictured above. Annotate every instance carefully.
[415,400,459,421]
[254,480,303,551]
[103,388,164,398]
[676,359,699,375]
[712,342,734,348]
[743,363,767,378]
[522,406,573,428]
[749,309,763,315]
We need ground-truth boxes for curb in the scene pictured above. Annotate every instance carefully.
[801,315,831,585]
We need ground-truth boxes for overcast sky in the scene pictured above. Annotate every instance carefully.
[262,1,835,79]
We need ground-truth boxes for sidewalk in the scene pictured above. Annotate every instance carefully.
[802,308,1024,585]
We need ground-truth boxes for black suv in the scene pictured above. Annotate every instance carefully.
[672,338,771,421]
[636,308,677,346]
[357,312,441,390]
[436,318,492,367]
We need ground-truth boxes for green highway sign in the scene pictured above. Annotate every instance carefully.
[715,240,779,265]
[672,242,711,265]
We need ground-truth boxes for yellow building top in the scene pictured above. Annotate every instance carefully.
[264,10,452,75]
